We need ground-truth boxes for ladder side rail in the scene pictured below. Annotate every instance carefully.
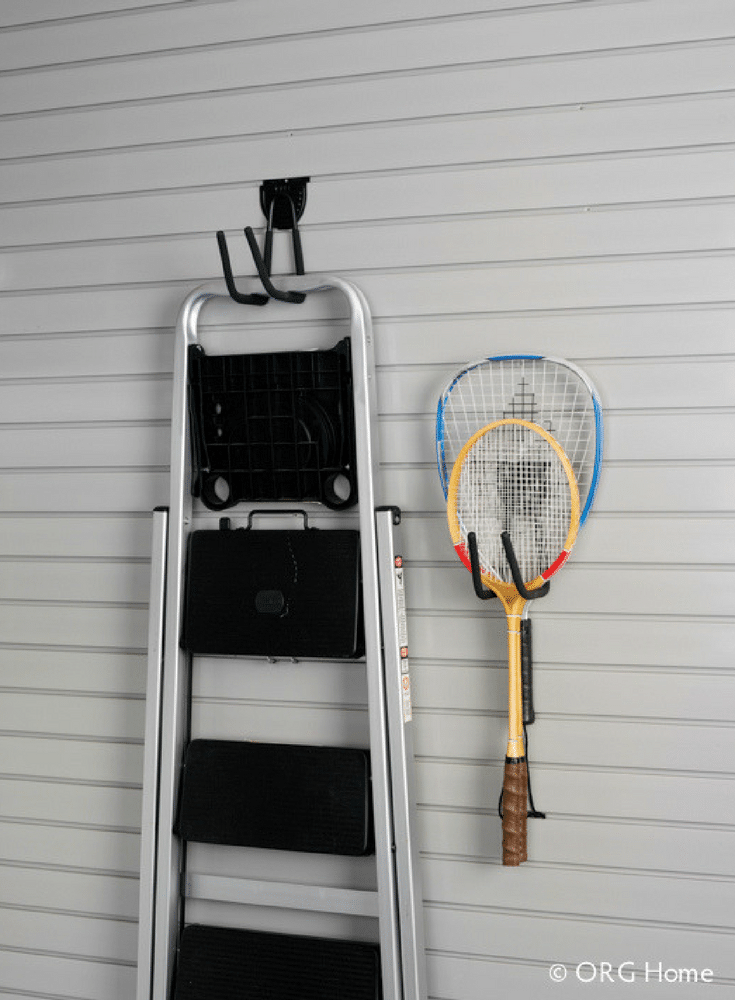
[151,290,214,999]
[334,277,403,1000]
[136,507,169,1000]
[375,509,428,1000]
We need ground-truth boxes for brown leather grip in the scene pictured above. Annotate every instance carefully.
[502,758,528,866]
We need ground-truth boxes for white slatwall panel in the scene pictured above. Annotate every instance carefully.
[0,1,733,997]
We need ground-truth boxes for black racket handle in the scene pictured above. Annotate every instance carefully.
[521,619,535,726]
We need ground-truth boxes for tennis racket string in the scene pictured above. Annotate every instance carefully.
[455,423,572,584]
[438,357,597,515]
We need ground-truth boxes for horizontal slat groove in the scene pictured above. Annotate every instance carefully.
[7,193,735,259]
[0,1,188,31]
[0,0,568,44]
[1,32,733,118]
[0,816,138,836]
[3,83,735,167]
[422,899,735,935]
[413,707,735,726]
[416,759,735,779]
[3,5,735,111]
[1,142,734,213]
[0,945,135,965]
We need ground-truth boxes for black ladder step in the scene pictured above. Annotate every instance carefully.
[174,924,382,1000]
[176,739,374,856]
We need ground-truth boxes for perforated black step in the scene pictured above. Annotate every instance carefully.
[174,924,382,1000]
[188,338,357,510]
[176,740,373,856]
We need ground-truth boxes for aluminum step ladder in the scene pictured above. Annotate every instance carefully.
[136,274,427,1000]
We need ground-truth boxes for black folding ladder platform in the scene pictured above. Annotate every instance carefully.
[136,274,427,1000]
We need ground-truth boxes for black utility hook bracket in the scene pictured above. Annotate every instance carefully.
[467,531,550,602]
[260,177,309,231]
[246,176,310,303]
[216,176,310,305]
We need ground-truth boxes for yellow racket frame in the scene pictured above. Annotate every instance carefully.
[447,418,580,863]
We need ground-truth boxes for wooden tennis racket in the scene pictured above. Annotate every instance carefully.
[447,418,580,865]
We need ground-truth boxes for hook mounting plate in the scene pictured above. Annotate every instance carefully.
[260,177,310,230]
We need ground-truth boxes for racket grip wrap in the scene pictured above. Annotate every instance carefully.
[520,620,535,726]
[502,757,528,866]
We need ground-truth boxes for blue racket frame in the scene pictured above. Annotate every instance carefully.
[436,353,603,527]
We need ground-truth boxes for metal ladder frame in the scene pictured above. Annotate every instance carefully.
[136,275,426,1000]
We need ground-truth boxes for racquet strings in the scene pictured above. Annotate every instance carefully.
[439,357,598,517]
[455,422,574,585]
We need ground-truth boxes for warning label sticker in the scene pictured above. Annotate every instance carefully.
[401,673,413,723]
[394,557,412,722]
[394,560,408,652]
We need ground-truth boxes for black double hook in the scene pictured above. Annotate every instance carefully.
[244,226,306,304]
[216,177,309,305]
[467,531,550,602]
[216,230,269,306]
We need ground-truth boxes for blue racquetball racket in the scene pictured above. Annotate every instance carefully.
[437,355,603,523]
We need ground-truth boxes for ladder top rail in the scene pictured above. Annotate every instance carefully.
[176,275,371,350]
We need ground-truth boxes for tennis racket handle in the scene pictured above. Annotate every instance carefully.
[521,620,535,726]
[502,757,528,866]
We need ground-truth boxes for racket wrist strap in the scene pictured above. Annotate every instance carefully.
[498,728,547,821]
[524,724,546,820]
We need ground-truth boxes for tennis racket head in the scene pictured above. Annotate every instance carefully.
[437,354,602,526]
[447,419,581,601]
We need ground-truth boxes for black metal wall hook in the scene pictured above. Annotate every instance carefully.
[467,532,497,601]
[467,531,550,601]
[262,180,306,276]
[215,230,269,306]
[500,531,550,600]
[243,177,309,303]
[244,225,306,304]
[258,187,305,278]
[215,176,309,306]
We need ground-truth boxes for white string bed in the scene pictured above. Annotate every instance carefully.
[454,422,573,585]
